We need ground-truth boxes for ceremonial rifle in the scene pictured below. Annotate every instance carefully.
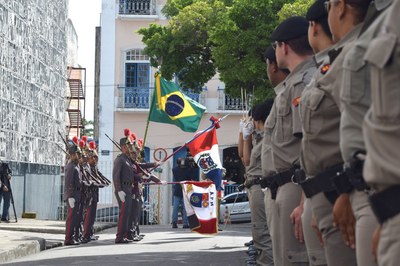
[104,134,155,178]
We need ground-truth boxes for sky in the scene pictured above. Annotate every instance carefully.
[68,0,102,121]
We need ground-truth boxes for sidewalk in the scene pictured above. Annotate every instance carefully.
[0,219,116,264]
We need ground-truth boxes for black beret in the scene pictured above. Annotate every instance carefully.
[253,99,274,122]
[263,46,276,62]
[270,16,309,42]
[306,0,328,21]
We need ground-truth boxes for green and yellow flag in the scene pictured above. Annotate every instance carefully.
[148,73,206,132]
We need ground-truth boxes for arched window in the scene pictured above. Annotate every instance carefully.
[123,49,151,108]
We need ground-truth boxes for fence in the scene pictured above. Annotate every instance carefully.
[57,160,240,225]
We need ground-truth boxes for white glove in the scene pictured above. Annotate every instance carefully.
[68,198,75,209]
[239,119,245,133]
[160,180,167,185]
[242,120,254,140]
[118,190,126,203]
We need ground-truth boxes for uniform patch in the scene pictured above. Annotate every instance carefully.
[321,63,330,74]
[292,96,301,107]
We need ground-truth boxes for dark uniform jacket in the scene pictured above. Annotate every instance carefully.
[113,153,136,195]
[64,160,82,201]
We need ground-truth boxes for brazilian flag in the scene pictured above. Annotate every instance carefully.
[148,73,206,132]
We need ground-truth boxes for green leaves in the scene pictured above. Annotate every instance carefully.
[138,0,302,102]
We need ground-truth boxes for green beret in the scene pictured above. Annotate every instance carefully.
[306,0,328,21]
[270,16,309,42]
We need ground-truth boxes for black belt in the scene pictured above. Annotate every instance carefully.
[299,164,342,202]
[260,167,299,200]
[369,185,400,224]
[333,156,370,194]
[122,181,133,186]
[245,177,262,189]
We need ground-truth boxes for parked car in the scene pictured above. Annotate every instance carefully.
[219,191,251,223]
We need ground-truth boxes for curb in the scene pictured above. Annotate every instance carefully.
[0,240,41,264]
[0,222,117,235]
[0,222,117,263]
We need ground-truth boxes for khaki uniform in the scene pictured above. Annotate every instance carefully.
[300,49,331,266]
[262,82,282,265]
[270,58,316,266]
[246,131,273,266]
[363,0,400,264]
[300,25,363,265]
[339,4,393,263]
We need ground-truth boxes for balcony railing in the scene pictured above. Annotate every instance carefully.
[117,86,153,109]
[117,86,202,110]
[119,0,157,15]
[218,90,250,111]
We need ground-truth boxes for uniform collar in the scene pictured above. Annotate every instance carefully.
[313,47,331,67]
[283,56,315,87]
[375,0,392,11]
[274,80,286,95]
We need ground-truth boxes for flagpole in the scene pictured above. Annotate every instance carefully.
[142,70,160,150]
[142,108,151,152]
[151,114,229,170]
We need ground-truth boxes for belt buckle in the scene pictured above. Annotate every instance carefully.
[291,174,299,185]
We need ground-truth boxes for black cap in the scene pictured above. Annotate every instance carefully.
[263,46,276,62]
[306,0,328,21]
[68,145,81,154]
[120,137,129,146]
[270,16,309,42]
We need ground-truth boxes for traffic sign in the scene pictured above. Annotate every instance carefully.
[153,148,167,162]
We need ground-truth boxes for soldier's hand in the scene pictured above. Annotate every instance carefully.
[242,119,254,140]
[372,224,381,262]
[68,198,75,209]
[118,190,126,203]
[239,119,245,133]
[160,180,167,185]
[311,214,324,246]
[3,186,9,192]
[332,193,356,249]
[290,205,304,243]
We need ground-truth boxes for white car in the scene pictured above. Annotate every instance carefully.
[219,191,251,223]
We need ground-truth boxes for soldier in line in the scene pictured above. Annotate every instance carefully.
[75,139,95,242]
[128,135,163,241]
[241,101,274,266]
[295,1,334,265]
[362,0,400,264]
[262,16,315,266]
[332,0,392,264]
[82,141,111,243]
[296,0,372,264]
[113,133,136,244]
[261,45,289,264]
[64,143,83,246]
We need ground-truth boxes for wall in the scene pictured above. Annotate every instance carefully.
[0,0,69,219]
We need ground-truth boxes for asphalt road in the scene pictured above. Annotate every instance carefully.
[4,223,252,266]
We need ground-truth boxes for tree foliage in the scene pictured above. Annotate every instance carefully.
[278,0,314,21]
[138,0,297,102]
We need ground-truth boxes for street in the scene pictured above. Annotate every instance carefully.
[4,223,252,266]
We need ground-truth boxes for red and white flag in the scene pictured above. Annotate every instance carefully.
[182,181,218,234]
[186,127,224,194]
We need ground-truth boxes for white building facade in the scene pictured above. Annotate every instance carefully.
[0,0,70,219]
